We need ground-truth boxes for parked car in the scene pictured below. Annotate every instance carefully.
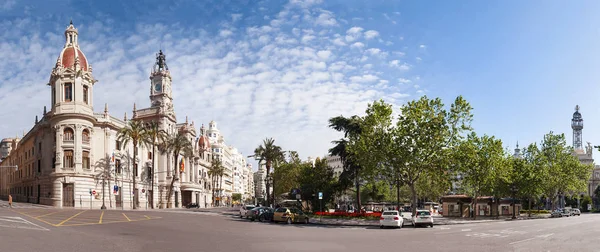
[247,207,274,222]
[561,208,571,217]
[272,207,309,224]
[239,205,256,218]
[186,203,199,209]
[571,208,581,216]
[379,210,404,229]
[412,210,434,227]
[551,210,563,218]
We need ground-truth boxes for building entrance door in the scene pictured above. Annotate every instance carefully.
[62,183,74,207]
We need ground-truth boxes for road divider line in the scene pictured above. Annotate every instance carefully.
[35,211,62,218]
[57,210,88,226]
[122,213,132,221]
[144,215,150,220]
[11,209,60,227]
[99,211,104,224]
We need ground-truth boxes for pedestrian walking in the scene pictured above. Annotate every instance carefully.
[8,194,12,208]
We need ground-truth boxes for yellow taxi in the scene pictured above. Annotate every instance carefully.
[272,207,309,224]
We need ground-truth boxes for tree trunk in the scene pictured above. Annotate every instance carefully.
[132,142,138,210]
[528,197,532,217]
[472,194,478,220]
[409,183,417,217]
[396,179,400,211]
[166,152,179,208]
[151,143,156,209]
[355,167,361,211]
[266,165,272,207]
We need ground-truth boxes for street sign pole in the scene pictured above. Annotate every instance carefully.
[318,192,323,223]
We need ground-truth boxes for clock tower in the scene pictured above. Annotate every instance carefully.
[150,50,173,111]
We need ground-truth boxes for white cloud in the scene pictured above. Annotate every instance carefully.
[364,30,379,39]
[419,44,426,49]
[345,26,363,42]
[315,11,338,26]
[317,50,332,60]
[219,29,233,37]
[416,57,422,61]
[366,48,381,55]
[398,78,412,84]
[0,3,423,170]
[389,60,411,70]
[350,74,379,83]
[350,42,365,48]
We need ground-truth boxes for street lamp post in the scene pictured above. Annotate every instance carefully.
[510,185,518,219]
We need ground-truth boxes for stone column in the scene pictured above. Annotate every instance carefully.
[52,178,62,207]
[54,125,63,169]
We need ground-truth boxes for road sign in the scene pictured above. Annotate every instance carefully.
[113,185,118,192]
[92,190,96,195]
[318,192,323,199]
[89,189,92,195]
[142,189,146,194]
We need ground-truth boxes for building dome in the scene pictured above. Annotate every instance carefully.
[197,135,211,152]
[60,47,88,71]
[57,21,89,71]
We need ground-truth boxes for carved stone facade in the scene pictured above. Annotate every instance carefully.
[0,22,252,209]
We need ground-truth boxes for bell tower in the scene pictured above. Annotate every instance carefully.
[150,50,173,111]
[572,105,583,150]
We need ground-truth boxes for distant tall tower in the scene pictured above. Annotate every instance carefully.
[572,105,583,149]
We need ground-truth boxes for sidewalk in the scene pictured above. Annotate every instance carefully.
[308,215,547,227]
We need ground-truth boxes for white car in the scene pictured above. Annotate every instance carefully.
[239,205,256,218]
[379,211,404,229]
[412,210,434,227]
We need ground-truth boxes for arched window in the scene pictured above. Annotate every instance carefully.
[82,129,90,144]
[63,128,74,142]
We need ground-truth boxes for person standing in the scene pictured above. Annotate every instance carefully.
[8,194,13,208]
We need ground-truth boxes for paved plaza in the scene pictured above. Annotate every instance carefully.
[1,205,600,252]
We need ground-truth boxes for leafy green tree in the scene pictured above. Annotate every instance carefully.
[232,193,242,202]
[388,96,473,216]
[539,132,592,209]
[298,158,336,212]
[250,138,285,207]
[117,120,149,209]
[455,133,504,219]
[347,100,394,210]
[513,143,545,216]
[328,115,363,209]
[272,151,302,197]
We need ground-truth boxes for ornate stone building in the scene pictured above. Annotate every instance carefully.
[0,22,244,209]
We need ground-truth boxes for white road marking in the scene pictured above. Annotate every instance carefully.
[461,229,471,231]
[0,216,49,231]
[509,237,536,245]
[18,217,50,231]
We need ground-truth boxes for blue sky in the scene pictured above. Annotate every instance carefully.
[1,0,600,168]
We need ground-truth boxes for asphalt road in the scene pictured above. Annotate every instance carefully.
[1,207,599,252]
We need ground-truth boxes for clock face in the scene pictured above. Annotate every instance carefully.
[154,83,162,92]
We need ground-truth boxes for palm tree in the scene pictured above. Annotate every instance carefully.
[143,121,167,209]
[208,156,225,206]
[250,138,285,207]
[328,115,363,210]
[117,120,148,210]
[162,130,193,208]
